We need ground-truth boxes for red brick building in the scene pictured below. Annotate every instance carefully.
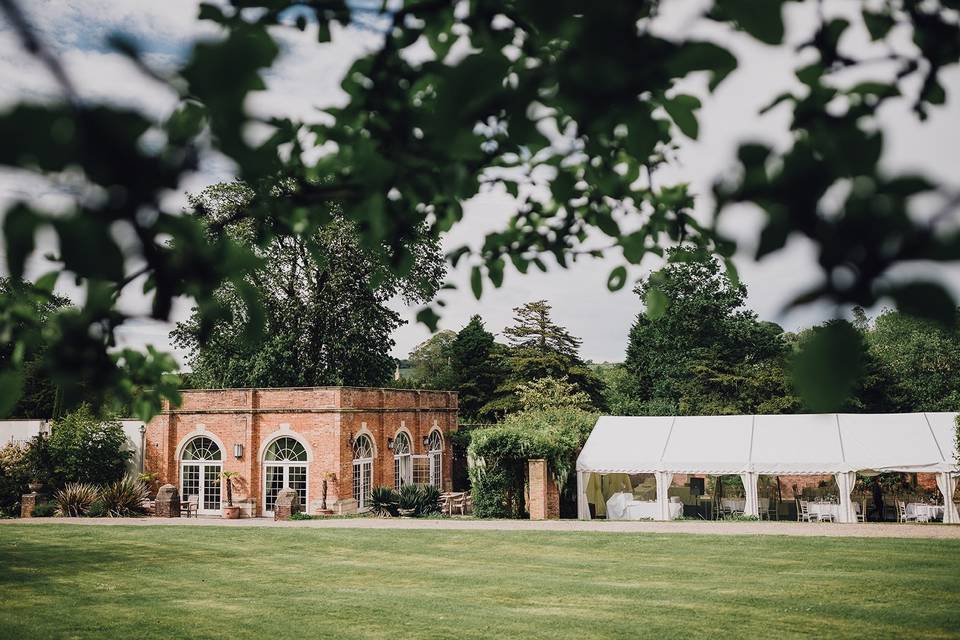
[145,387,457,517]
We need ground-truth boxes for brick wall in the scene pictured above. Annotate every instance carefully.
[528,459,560,520]
[145,387,457,517]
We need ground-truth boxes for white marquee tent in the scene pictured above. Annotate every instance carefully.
[576,413,960,524]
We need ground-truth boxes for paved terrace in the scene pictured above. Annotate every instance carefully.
[5,517,960,539]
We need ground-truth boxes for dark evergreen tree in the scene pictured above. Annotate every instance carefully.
[447,316,507,421]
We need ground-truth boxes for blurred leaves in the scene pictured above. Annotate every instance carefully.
[0,0,957,419]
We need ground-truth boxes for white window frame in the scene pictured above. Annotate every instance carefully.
[353,434,374,510]
[427,430,443,489]
[179,436,223,515]
[393,432,412,489]
[262,436,309,516]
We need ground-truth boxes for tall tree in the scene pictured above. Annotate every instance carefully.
[447,315,508,422]
[172,182,445,388]
[866,309,960,412]
[407,330,457,390]
[493,301,604,413]
[622,248,794,415]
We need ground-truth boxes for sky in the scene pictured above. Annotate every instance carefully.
[0,0,958,365]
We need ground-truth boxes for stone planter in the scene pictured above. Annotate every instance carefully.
[222,505,241,519]
[398,508,416,517]
[317,508,334,516]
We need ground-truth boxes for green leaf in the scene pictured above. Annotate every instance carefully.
[165,101,206,145]
[862,10,894,41]
[198,3,226,23]
[663,94,701,140]
[884,282,956,326]
[666,42,738,91]
[416,307,441,332]
[606,265,628,291]
[645,287,669,320]
[470,265,483,299]
[488,257,505,288]
[3,204,38,280]
[53,217,125,281]
[711,0,788,45]
[791,321,863,412]
[0,370,24,418]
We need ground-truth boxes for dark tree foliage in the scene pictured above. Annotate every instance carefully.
[0,278,70,418]
[490,301,604,414]
[622,248,797,415]
[867,309,960,412]
[0,1,958,417]
[45,404,130,488]
[172,182,445,388]
[447,315,508,421]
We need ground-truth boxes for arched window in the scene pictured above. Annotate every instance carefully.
[393,432,412,489]
[427,430,443,489]
[263,437,308,515]
[179,437,222,514]
[353,434,374,510]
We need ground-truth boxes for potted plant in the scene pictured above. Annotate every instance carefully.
[318,472,336,515]
[398,483,420,517]
[221,471,241,519]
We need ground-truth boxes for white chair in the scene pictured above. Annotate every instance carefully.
[797,500,818,523]
[816,505,835,523]
[856,500,867,523]
[897,501,917,523]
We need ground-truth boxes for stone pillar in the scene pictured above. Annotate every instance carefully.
[528,459,560,520]
[155,484,181,517]
[274,488,301,521]
[20,493,40,518]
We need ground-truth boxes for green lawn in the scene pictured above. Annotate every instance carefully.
[1,525,959,639]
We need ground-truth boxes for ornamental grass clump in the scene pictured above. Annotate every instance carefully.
[53,482,101,517]
[99,476,149,517]
[369,486,398,517]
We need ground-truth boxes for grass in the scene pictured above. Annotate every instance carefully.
[1,524,959,639]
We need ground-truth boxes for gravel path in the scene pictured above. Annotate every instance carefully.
[5,517,960,539]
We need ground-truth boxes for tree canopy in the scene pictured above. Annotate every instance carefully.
[173,182,445,388]
[0,1,958,417]
[621,248,796,414]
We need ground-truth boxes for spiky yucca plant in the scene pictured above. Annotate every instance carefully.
[369,486,398,517]
[53,482,101,517]
[397,483,420,513]
[416,484,442,515]
[99,476,149,517]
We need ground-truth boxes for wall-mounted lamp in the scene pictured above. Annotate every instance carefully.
[234,443,244,459]
[422,435,430,446]
[387,437,394,450]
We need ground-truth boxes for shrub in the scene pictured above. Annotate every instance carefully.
[0,442,30,517]
[369,486,398,517]
[99,476,149,517]
[416,484,442,515]
[31,502,57,517]
[397,483,420,513]
[53,482,101,517]
[48,404,130,487]
[288,512,314,520]
[468,408,597,518]
[86,500,107,518]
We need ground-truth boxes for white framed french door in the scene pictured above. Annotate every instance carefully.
[353,459,372,509]
[180,462,222,515]
[263,464,308,515]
